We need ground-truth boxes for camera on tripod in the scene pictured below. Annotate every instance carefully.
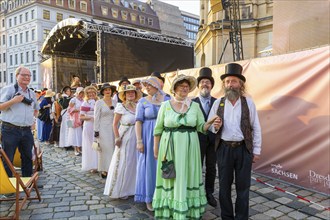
[14,92,33,105]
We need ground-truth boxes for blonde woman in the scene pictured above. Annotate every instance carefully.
[94,83,117,178]
[80,86,99,172]
[67,87,84,156]
[104,85,141,199]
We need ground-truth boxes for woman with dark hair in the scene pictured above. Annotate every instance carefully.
[58,86,72,149]
[39,89,55,143]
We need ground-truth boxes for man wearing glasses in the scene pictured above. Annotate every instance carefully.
[0,66,39,177]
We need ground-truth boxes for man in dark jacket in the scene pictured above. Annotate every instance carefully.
[192,67,217,207]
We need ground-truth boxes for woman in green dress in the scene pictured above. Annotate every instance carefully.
[152,74,222,219]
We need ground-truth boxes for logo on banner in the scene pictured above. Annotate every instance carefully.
[309,170,330,188]
[270,164,298,180]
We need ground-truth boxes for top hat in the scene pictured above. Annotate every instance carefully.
[197,67,215,88]
[118,76,131,86]
[170,74,197,94]
[150,71,165,83]
[100,83,116,96]
[220,63,245,82]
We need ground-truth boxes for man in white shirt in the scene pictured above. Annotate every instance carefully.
[208,63,262,220]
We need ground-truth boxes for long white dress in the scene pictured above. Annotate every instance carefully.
[94,99,116,173]
[67,97,83,147]
[81,99,98,171]
[59,95,71,148]
[104,103,137,198]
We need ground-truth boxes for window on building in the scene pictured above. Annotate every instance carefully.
[32,50,36,62]
[121,11,128,20]
[69,0,75,9]
[20,53,23,63]
[56,0,63,6]
[10,73,13,84]
[80,1,87,12]
[111,8,118,18]
[101,6,109,16]
[32,29,35,41]
[0,54,1,63]
[19,14,22,23]
[0,71,2,82]
[113,0,120,5]
[20,33,23,44]
[26,51,29,63]
[31,10,35,19]
[3,53,5,62]
[15,54,18,65]
[14,34,17,45]
[3,71,6,82]
[57,13,63,22]
[9,18,12,27]
[139,5,145,12]
[43,29,50,40]
[26,31,29,42]
[10,55,13,66]
[2,35,5,45]
[130,2,138,10]
[130,13,137,22]
[9,36,12,46]
[32,70,36,82]
[139,15,145,25]
[2,19,4,28]
[43,10,50,20]
[147,18,153,26]
[14,17,17,26]
[25,12,28,21]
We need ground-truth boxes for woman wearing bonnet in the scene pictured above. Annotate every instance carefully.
[134,76,170,211]
[104,85,141,199]
[152,74,221,219]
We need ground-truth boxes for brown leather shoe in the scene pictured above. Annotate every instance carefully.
[207,194,217,207]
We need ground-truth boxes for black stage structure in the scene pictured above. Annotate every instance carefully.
[41,18,194,90]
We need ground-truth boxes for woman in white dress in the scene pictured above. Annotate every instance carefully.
[58,86,72,149]
[104,85,142,199]
[68,87,84,156]
[80,86,99,172]
[94,83,117,178]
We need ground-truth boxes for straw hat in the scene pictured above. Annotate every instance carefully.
[118,85,142,102]
[141,76,162,91]
[170,74,197,94]
[44,89,56,98]
[74,87,84,96]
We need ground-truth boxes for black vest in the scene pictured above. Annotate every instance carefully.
[215,96,253,153]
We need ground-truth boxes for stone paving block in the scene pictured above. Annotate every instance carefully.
[300,206,320,216]
[295,189,313,197]
[276,215,294,220]
[90,204,106,210]
[90,214,107,220]
[31,207,54,215]
[106,213,125,219]
[74,210,97,217]
[249,208,259,216]
[69,216,89,220]
[251,204,270,213]
[275,205,295,214]
[42,198,62,204]
[249,213,269,219]
[70,200,85,206]
[263,209,284,218]
[250,196,269,204]
[70,205,89,211]
[54,206,70,212]
[53,211,75,218]
[263,200,281,208]
[27,203,48,209]
[316,210,330,220]
[287,210,308,219]
[262,192,281,201]
[97,207,115,214]
[275,197,293,204]
[257,187,275,194]
[62,196,76,202]
[86,200,100,205]
[48,201,70,207]
[29,213,54,219]
[286,201,306,209]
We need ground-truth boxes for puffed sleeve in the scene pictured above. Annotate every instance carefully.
[94,100,101,132]
[114,103,125,115]
[135,98,145,122]
[154,101,167,136]
[195,102,207,134]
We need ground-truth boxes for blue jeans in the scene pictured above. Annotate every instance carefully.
[1,124,34,177]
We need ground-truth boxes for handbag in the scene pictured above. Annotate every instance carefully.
[161,137,176,179]
[38,108,50,122]
[92,139,101,152]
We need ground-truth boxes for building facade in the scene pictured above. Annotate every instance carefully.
[196,0,273,67]
[0,0,163,89]
[181,10,199,41]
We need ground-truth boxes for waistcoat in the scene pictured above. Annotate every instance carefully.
[215,96,253,153]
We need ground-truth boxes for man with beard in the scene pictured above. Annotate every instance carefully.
[192,67,217,207]
[208,63,262,220]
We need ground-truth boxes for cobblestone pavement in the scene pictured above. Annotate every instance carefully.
[1,143,329,220]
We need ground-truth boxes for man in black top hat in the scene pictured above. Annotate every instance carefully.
[208,63,262,220]
[192,67,217,207]
[115,76,131,103]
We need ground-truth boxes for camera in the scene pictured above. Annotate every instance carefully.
[14,93,33,105]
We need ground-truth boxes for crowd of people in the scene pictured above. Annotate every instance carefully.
[0,63,262,220]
